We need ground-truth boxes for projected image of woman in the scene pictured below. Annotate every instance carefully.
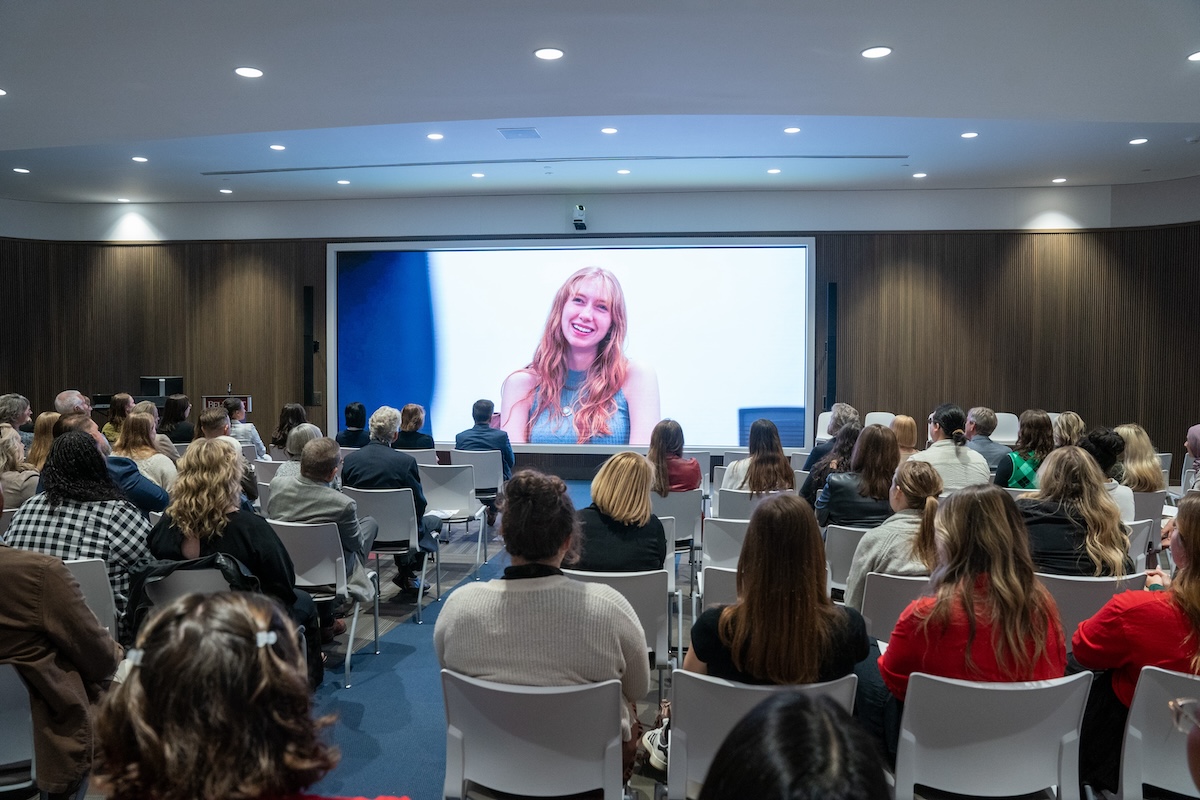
[501,267,659,445]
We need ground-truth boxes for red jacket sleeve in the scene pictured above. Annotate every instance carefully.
[877,599,929,701]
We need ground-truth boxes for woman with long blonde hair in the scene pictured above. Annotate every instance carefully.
[574,452,666,572]
[1018,446,1130,577]
[0,424,37,509]
[25,411,59,472]
[890,415,920,461]
[1115,422,1166,492]
[501,267,659,445]
[113,411,178,491]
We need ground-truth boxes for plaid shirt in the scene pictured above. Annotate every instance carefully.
[3,494,152,620]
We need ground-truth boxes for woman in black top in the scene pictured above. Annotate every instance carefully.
[157,394,194,444]
[573,452,666,572]
[393,403,435,450]
[815,424,900,527]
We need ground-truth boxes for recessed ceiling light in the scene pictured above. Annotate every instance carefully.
[600,127,618,134]
[1129,137,1149,145]
[427,133,444,140]
[131,156,148,162]
[234,67,263,78]
[767,168,782,174]
[784,127,801,134]
[913,172,927,178]
[269,144,286,151]
[534,48,564,60]
[117,198,130,203]
[337,180,350,185]
[219,188,233,194]
[862,46,892,58]
[12,168,28,173]
[1052,178,1067,183]
[961,132,979,139]
[471,173,485,178]
[1189,51,1200,61]
[616,169,631,174]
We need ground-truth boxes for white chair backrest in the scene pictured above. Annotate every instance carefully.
[825,524,873,593]
[268,445,289,462]
[419,464,481,519]
[815,411,833,442]
[441,670,623,800]
[699,566,737,609]
[1036,571,1147,645]
[658,516,676,593]
[1127,519,1154,565]
[0,508,14,538]
[722,451,748,470]
[267,520,346,596]
[861,573,928,641]
[240,443,257,462]
[668,671,857,800]
[1120,666,1200,800]
[1132,491,1167,526]
[0,664,35,795]
[449,449,503,490]
[144,568,232,606]
[258,481,271,510]
[1183,460,1197,492]
[793,469,806,490]
[63,558,117,634]
[651,489,703,543]
[175,441,190,458]
[864,411,896,427]
[342,486,419,548]
[563,569,671,668]
[717,488,795,521]
[408,448,440,466]
[682,450,711,497]
[1003,487,1030,500]
[339,446,360,462]
[702,517,750,570]
[991,412,1020,445]
[712,465,726,496]
[254,458,284,483]
[894,671,1092,800]
[789,451,811,470]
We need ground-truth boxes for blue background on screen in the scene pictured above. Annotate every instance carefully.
[337,251,436,434]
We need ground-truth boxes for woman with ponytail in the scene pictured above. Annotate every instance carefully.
[844,460,943,610]
[908,403,991,491]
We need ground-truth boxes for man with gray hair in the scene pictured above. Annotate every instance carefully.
[803,402,860,470]
[965,406,1011,469]
[54,390,91,416]
[0,393,33,448]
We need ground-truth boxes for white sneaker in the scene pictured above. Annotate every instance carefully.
[641,724,669,772]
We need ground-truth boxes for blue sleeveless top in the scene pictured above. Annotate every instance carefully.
[528,368,630,444]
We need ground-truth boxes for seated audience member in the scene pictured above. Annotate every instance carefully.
[648,418,702,495]
[697,693,889,800]
[1115,422,1166,492]
[132,400,180,461]
[0,424,38,508]
[1017,446,1131,577]
[157,394,194,444]
[1188,424,1200,493]
[803,402,860,470]
[844,460,942,611]
[396,403,436,450]
[54,390,91,416]
[1054,410,1086,450]
[270,402,308,452]
[908,403,991,491]
[434,469,649,781]
[965,406,1012,469]
[0,393,34,448]
[267,437,378,581]
[724,418,796,494]
[816,424,900,527]
[273,423,326,482]
[454,399,515,481]
[149,437,322,683]
[52,412,168,514]
[101,392,133,444]
[336,401,370,448]
[857,484,1066,759]
[5,431,152,630]
[1073,494,1200,792]
[342,405,441,596]
[890,414,921,462]
[95,593,411,800]
[224,397,267,459]
[800,421,860,507]
[1077,427,1135,521]
[26,411,59,472]
[198,407,259,504]
[995,408,1053,489]
[112,412,178,491]
[574,452,666,572]
[0,542,122,800]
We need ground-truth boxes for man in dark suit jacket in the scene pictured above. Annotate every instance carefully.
[454,399,515,483]
[342,405,440,595]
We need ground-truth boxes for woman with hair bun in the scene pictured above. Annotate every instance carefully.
[95,592,411,800]
[907,403,990,491]
[844,459,943,611]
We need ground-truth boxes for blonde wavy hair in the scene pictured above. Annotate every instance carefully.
[1028,446,1129,577]
[167,438,243,541]
[1115,423,1166,492]
[590,451,653,526]
[25,411,59,472]
[0,427,33,473]
[113,412,160,460]
[1053,411,1085,449]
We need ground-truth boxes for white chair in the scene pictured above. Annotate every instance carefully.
[722,451,747,471]
[794,469,807,490]
[698,566,737,610]
[143,568,232,605]
[789,451,811,470]
[1132,491,1167,527]
[0,664,35,796]
[408,448,440,466]
[682,450,711,498]
[342,486,440,622]
[339,446,360,462]
[701,517,749,571]
[268,520,380,688]
[860,573,928,641]
[419,464,483,535]
[652,489,704,589]
[449,449,505,559]
[1118,666,1200,800]
[717,488,794,521]
[175,441,190,458]
[1127,519,1154,570]
[240,443,257,462]
[257,481,271,510]
[1182,461,1196,493]
[667,670,858,800]
[254,458,284,483]
[864,411,896,427]
[1037,571,1146,646]
[991,412,1020,445]
[0,508,14,538]
[268,444,289,462]
[63,558,117,635]
[1158,452,1173,489]
[815,411,833,442]
[893,671,1093,800]
[441,670,623,800]
[1004,486,1032,500]
[824,524,873,595]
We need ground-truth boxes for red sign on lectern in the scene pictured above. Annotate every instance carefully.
[201,395,253,413]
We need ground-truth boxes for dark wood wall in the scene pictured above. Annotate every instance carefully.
[3,221,1196,472]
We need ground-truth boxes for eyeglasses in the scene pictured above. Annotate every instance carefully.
[1170,697,1200,733]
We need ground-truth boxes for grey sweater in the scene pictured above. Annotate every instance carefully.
[844,509,930,611]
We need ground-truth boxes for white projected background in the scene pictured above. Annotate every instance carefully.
[426,246,808,446]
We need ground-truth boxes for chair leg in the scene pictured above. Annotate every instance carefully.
[372,572,380,654]
[344,601,361,689]
[414,552,427,625]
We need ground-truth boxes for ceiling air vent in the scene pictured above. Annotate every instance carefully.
[498,127,541,140]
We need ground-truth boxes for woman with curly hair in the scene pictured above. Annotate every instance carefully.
[500,267,659,445]
[95,592,410,800]
[270,403,309,451]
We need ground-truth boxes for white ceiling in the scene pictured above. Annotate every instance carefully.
[1,0,1199,204]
